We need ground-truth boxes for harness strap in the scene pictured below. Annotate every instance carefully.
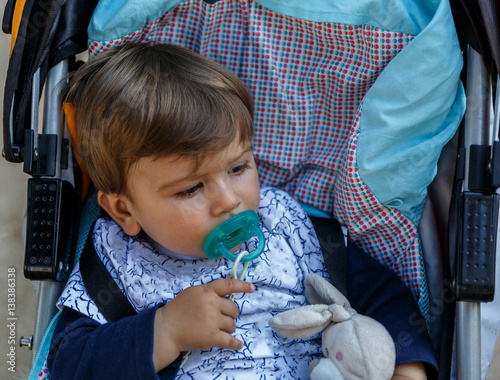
[309,216,347,296]
[79,228,137,322]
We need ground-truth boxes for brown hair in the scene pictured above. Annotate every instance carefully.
[64,43,254,195]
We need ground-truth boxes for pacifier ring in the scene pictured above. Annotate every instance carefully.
[203,210,265,262]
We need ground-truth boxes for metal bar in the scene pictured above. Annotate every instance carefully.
[456,46,493,380]
[42,59,68,178]
[494,74,500,143]
[463,47,492,189]
[29,59,68,365]
[456,302,482,379]
[31,68,40,158]
[31,282,63,366]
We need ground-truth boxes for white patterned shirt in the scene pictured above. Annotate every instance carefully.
[58,187,328,379]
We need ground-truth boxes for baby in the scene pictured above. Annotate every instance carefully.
[48,43,330,379]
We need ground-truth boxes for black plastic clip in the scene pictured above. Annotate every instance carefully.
[452,192,498,302]
[468,143,500,192]
[491,141,500,188]
[24,178,77,280]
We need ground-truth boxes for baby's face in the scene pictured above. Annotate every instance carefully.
[124,138,261,258]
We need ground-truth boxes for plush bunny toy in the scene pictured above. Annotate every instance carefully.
[269,273,396,380]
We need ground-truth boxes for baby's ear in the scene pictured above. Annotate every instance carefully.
[97,191,141,236]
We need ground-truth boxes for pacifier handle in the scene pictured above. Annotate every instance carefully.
[203,210,265,263]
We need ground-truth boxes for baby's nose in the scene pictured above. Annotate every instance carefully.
[210,184,241,215]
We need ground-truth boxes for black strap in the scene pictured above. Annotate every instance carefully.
[309,216,347,296]
[80,229,137,322]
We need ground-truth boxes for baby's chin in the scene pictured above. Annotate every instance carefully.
[182,250,210,259]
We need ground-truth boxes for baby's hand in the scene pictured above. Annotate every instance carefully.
[152,279,255,371]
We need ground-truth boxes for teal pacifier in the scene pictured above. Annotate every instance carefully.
[203,210,265,263]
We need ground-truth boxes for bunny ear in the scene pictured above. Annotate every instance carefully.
[269,304,332,339]
[305,274,351,309]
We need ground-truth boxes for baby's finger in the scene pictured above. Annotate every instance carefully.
[208,278,255,298]
[217,332,244,351]
[220,298,240,319]
[219,315,237,334]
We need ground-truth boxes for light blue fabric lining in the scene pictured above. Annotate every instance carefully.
[300,202,332,219]
[88,0,186,41]
[254,0,435,36]
[89,0,435,45]
[356,0,465,225]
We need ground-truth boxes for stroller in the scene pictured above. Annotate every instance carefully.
[2,0,499,378]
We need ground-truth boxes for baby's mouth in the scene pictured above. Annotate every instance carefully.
[226,228,243,241]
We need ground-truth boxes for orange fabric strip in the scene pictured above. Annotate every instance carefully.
[10,0,27,55]
[63,102,90,199]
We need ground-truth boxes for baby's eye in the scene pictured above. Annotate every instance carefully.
[229,162,250,176]
[177,183,203,199]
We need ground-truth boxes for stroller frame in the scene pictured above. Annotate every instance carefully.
[455,45,498,380]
